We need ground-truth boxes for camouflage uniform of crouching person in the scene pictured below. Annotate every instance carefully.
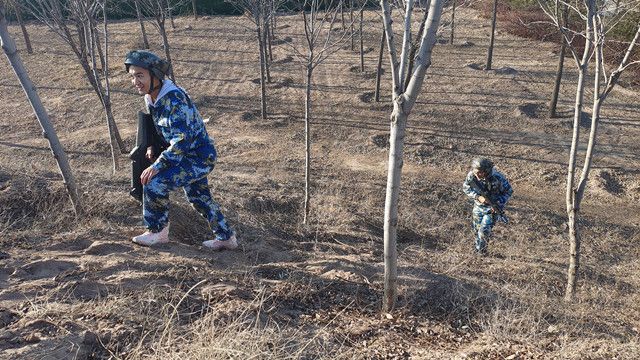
[125,50,237,250]
[462,158,512,255]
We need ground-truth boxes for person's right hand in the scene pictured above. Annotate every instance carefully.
[477,195,489,204]
[145,146,155,161]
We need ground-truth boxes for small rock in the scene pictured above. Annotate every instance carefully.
[547,324,559,333]
[185,25,193,30]
[460,41,475,47]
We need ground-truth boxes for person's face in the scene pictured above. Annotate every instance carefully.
[129,65,154,95]
[474,168,488,180]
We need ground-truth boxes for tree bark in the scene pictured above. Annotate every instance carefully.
[134,0,150,48]
[485,0,498,70]
[0,5,82,215]
[303,65,313,224]
[375,26,385,102]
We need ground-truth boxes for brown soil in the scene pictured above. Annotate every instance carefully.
[1,6,639,359]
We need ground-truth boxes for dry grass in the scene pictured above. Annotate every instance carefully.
[1,6,639,360]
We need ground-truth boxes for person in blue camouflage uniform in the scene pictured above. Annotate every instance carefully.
[125,50,237,250]
[462,158,512,255]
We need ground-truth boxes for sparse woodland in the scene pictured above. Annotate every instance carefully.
[1,0,639,358]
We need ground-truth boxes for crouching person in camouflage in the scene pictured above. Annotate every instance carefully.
[462,158,512,256]
[125,50,237,250]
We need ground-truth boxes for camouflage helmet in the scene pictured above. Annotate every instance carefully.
[471,158,493,173]
[124,50,171,81]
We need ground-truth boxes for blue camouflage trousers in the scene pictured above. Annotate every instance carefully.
[143,155,233,241]
[472,205,496,252]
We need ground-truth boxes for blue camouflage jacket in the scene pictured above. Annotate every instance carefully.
[145,80,216,172]
[462,169,513,209]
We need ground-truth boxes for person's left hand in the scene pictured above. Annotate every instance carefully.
[141,166,159,186]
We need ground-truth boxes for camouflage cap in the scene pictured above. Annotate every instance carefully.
[124,50,171,81]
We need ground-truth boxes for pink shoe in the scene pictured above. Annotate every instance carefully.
[202,234,238,251]
[132,225,169,246]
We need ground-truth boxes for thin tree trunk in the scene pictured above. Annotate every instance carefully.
[359,8,364,72]
[267,21,273,62]
[166,0,175,29]
[192,0,198,19]
[134,0,150,48]
[375,26,385,102]
[263,21,271,82]
[564,7,593,302]
[383,107,406,311]
[256,24,267,119]
[350,1,354,51]
[13,2,32,54]
[303,65,313,224]
[158,21,175,81]
[341,1,345,31]
[85,17,120,172]
[486,0,498,70]
[101,6,126,154]
[0,5,81,215]
[549,42,566,118]
[381,0,444,312]
[450,0,455,45]
[549,6,568,118]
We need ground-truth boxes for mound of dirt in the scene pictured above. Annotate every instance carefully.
[514,103,543,118]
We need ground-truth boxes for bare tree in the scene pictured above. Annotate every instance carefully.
[25,0,127,172]
[539,0,640,301]
[226,0,285,119]
[134,0,150,48]
[6,0,32,53]
[137,0,176,81]
[379,0,444,311]
[0,3,81,214]
[485,0,498,70]
[287,0,351,224]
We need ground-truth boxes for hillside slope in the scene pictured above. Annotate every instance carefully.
[1,6,639,359]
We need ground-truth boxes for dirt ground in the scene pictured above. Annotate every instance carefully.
[1,5,639,359]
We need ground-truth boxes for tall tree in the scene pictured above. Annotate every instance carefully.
[288,0,350,224]
[25,0,127,172]
[0,3,81,214]
[539,0,640,301]
[379,0,444,311]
